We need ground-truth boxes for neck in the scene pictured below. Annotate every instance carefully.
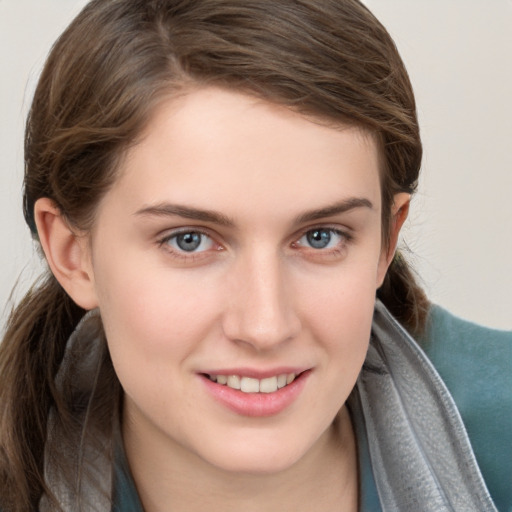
[123,406,358,512]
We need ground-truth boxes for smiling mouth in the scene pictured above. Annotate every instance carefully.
[205,373,298,394]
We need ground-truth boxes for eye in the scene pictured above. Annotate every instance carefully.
[162,230,215,253]
[297,228,346,250]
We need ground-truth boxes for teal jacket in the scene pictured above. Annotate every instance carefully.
[111,305,512,511]
[419,305,512,512]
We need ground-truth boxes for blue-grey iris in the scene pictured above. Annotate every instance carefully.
[176,232,202,252]
[307,229,331,249]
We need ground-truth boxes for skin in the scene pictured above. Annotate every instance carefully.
[35,87,409,511]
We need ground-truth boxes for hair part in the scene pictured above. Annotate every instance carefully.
[2,1,428,508]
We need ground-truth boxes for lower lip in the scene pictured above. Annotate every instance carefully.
[200,371,310,417]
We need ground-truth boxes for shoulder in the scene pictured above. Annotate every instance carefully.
[419,305,512,512]
[420,305,512,410]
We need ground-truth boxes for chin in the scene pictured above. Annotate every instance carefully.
[208,449,304,476]
[195,427,327,476]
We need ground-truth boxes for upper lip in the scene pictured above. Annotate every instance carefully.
[200,367,310,379]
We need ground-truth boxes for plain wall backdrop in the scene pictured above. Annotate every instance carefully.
[1,0,511,331]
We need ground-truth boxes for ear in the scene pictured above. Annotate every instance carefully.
[34,198,98,310]
[376,192,410,287]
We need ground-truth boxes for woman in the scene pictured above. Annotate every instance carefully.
[0,1,510,511]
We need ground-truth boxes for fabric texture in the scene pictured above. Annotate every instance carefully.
[39,313,113,511]
[37,302,510,511]
[349,301,498,511]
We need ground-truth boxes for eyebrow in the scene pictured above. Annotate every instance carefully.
[294,197,374,224]
[135,203,235,227]
[135,197,374,227]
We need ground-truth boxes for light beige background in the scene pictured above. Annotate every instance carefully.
[1,0,511,330]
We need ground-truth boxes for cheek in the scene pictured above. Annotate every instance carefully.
[92,250,221,382]
[95,266,222,424]
[299,261,377,371]
[94,235,208,329]
[301,254,378,325]
[287,264,376,439]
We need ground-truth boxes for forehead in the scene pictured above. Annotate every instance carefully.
[101,87,382,223]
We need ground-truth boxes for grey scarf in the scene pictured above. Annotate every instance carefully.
[350,301,497,511]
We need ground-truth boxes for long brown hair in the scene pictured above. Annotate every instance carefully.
[0,0,427,509]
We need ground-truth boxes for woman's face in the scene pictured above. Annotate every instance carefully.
[85,87,393,474]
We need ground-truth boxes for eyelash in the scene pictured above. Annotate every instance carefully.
[157,226,352,261]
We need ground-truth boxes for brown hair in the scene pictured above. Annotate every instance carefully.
[0,0,428,509]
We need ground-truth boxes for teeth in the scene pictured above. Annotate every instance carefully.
[211,373,297,393]
[217,375,228,385]
[240,377,260,393]
[259,376,278,393]
[227,375,241,390]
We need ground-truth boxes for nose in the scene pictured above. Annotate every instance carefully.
[222,249,301,351]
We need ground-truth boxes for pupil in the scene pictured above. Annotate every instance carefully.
[177,232,201,251]
[307,229,331,249]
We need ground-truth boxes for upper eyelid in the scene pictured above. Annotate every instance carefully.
[158,226,216,242]
[293,224,353,241]
[299,219,354,231]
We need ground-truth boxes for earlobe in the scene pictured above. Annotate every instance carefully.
[376,192,411,287]
[34,198,98,310]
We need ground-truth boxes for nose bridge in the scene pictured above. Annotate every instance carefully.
[223,245,300,349]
